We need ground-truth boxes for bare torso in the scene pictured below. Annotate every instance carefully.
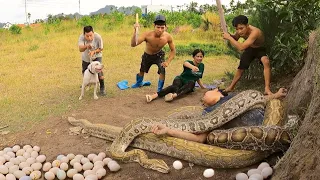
[144,31,171,54]
[242,25,265,48]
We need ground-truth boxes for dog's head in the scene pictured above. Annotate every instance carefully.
[88,61,103,74]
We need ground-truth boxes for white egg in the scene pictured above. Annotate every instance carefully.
[247,169,261,177]
[23,152,31,159]
[19,162,30,170]
[5,162,14,168]
[57,169,67,180]
[95,168,106,179]
[10,158,20,165]
[44,171,55,180]
[60,162,69,171]
[31,162,42,171]
[249,173,263,180]
[35,155,46,163]
[26,158,36,165]
[42,162,52,172]
[22,167,33,175]
[87,154,97,162]
[13,170,26,179]
[172,160,183,170]
[3,148,12,153]
[203,168,214,178]
[102,158,112,166]
[70,159,80,166]
[12,145,21,152]
[0,165,9,174]
[92,166,102,173]
[257,162,270,171]
[74,155,84,160]
[5,174,16,180]
[57,155,65,161]
[25,148,33,154]
[0,173,5,180]
[236,172,249,180]
[83,162,94,171]
[85,174,98,180]
[22,145,32,151]
[67,169,78,178]
[30,151,38,159]
[61,156,69,164]
[49,167,60,175]
[8,165,19,174]
[73,162,83,172]
[29,171,41,180]
[19,176,32,180]
[0,151,4,156]
[16,156,26,163]
[67,154,75,161]
[92,156,102,164]
[6,152,15,158]
[32,146,40,153]
[261,167,273,179]
[81,158,90,165]
[97,153,106,159]
[83,170,94,177]
[16,149,26,157]
[52,160,61,167]
[3,154,11,161]
[0,156,5,164]
[107,160,120,172]
[73,173,85,180]
[93,161,104,168]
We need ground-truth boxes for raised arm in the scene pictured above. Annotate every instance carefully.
[131,23,146,47]
[223,30,259,51]
[165,35,176,65]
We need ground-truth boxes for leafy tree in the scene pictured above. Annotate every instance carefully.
[9,25,22,34]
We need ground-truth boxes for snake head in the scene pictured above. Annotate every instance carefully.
[143,159,170,173]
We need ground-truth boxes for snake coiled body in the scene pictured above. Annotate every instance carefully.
[68,90,298,173]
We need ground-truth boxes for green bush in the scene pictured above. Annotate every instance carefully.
[9,25,22,34]
[77,16,96,27]
[163,43,231,56]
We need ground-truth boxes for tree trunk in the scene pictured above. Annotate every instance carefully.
[272,30,320,179]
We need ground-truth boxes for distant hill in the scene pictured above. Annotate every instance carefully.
[1,5,140,25]
[90,5,140,15]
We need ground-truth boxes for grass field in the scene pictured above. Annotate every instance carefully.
[0,19,238,132]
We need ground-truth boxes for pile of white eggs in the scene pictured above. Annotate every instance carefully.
[236,162,273,180]
[0,145,121,180]
[172,160,215,178]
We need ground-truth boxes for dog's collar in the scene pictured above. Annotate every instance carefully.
[88,69,94,74]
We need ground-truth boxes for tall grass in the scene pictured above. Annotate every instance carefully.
[0,18,237,132]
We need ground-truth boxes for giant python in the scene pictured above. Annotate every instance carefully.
[68,90,299,173]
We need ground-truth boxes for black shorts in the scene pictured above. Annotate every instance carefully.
[140,50,165,74]
[238,47,267,69]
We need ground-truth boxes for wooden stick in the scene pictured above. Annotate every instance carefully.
[216,0,228,33]
[135,13,139,45]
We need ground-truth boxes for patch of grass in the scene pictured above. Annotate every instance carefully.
[0,19,237,133]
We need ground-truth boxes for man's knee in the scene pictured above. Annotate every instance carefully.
[261,56,270,67]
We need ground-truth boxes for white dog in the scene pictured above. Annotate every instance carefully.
[79,61,104,100]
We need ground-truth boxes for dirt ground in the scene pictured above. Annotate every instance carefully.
[1,87,276,180]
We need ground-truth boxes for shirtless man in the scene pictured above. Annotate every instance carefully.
[152,88,287,143]
[222,15,273,95]
[131,14,176,92]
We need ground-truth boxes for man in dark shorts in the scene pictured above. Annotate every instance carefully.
[131,14,176,92]
[222,15,273,95]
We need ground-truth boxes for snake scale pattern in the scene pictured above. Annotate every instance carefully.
[68,90,298,173]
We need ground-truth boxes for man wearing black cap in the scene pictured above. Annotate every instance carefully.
[131,14,176,92]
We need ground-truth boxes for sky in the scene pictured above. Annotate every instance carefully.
[0,0,243,24]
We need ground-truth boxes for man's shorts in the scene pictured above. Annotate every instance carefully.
[238,47,267,69]
[140,50,165,74]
